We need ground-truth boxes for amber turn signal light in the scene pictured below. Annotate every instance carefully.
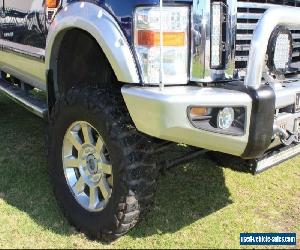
[189,107,210,118]
[137,30,186,47]
[46,0,59,8]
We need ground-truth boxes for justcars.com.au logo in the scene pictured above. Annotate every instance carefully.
[240,233,297,246]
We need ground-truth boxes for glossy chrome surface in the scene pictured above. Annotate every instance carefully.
[225,0,237,79]
[63,121,113,212]
[122,85,252,156]
[46,2,140,84]
[190,0,210,81]
[245,7,300,89]
[190,0,237,82]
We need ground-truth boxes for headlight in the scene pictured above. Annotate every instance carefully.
[267,26,293,75]
[134,6,189,85]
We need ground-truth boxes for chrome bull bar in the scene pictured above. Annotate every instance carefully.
[245,6,300,89]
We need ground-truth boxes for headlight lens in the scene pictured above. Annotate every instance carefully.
[134,6,189,85]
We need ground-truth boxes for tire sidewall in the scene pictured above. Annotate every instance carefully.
[49,93,128,234]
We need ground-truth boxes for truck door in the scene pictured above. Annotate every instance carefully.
[0,0,48,89]
[1,0,47,48]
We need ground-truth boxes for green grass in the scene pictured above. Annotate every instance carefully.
[0,93,299,249]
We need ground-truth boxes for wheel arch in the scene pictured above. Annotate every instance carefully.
[45,2,140,109]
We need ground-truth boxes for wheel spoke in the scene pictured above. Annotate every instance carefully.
[64,157,80,168]
[98,162,112,175]
[81,123,94,145]
[63,121,113,212]
[72,176,85,195]
[107,176,113,187]
[66,131,82,151]
[89,187,100,209]
[95,136,104,152]
[98,178,111,200]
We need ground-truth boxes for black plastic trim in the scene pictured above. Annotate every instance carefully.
[224,82,276,159]
[46,69,55,117]
[243,85,275,159]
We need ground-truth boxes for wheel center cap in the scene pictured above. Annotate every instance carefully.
[86,155,98,175]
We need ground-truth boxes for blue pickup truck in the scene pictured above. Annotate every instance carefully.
[0,0,299,241]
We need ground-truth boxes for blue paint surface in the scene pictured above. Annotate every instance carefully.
[0,0,191,48]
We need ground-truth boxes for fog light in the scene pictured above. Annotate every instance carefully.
[217,107,234,129]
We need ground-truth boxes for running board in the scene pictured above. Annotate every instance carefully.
[0,79,48,119]
[252,144,300,174]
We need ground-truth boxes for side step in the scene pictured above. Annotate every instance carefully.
[252,143,300,174]
[0,79,48,119]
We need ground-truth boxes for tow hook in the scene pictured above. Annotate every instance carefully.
[273,125,300,146]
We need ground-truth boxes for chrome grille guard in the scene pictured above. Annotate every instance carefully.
[245,7,300,89]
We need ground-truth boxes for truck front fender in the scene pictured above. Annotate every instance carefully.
[45,2,140,84]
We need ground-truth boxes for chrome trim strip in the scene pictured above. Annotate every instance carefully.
[237,23,256,30]
[236,34,252,41]
[191,0,237,82]
[0,39,45,61]
[45,2,140,84]
[245,7,300,89]
[237,2,290,9]
[226,0,237,78]
[236,44,250,51]
[293,33,300,39]
[122,85,252,156]
[237,12,262,19]
[190,0,210,81]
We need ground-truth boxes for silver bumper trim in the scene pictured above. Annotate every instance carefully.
[274,80,300,108]
[122,85,252,156]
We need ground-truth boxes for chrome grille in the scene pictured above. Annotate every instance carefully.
[235,0,300,72]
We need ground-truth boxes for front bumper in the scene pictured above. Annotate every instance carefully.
[122,81,300,159]
[122,84,253,157]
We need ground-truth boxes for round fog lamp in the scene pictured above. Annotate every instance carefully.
[267,26,292,75]
[217,107,234,129]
